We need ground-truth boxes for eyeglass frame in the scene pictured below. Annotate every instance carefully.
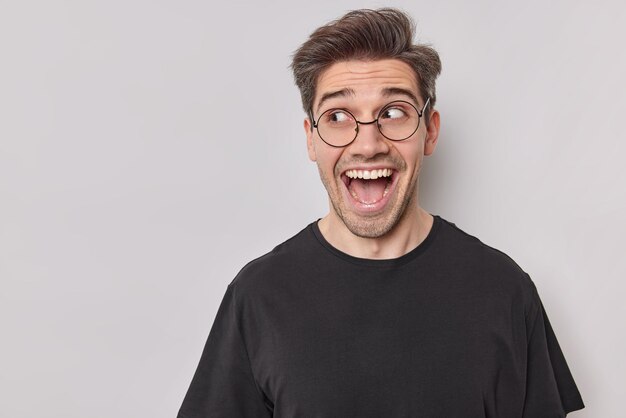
[311,97,431,148]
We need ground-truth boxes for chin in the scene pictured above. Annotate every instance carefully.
[334,203,405,239]
[331,181,419,239]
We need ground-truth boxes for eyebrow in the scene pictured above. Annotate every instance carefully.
[315,88,356,114]
[314,86,422,116]
[381,87,421,107]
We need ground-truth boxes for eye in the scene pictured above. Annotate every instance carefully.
[323,110,354,125]
[380,107,407,120]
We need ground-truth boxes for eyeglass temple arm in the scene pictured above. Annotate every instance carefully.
[421,97,431,115]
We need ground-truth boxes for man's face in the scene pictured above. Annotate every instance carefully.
[305,59,440,238]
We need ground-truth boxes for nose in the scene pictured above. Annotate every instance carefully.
[347,120,390,159]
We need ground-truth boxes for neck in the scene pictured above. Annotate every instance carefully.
[317,205,434,260]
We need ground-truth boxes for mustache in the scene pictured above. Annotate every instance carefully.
[335,155,406,176]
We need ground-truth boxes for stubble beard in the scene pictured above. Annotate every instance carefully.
[317,164,420,239]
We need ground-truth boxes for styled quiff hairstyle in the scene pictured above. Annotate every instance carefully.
[291,8,441,127]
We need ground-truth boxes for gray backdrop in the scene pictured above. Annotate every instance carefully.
[1,0,623,416]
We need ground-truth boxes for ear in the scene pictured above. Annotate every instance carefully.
[304,117,317,162]
[424,109,440,156]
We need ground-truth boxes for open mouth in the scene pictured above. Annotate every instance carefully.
[341,168,396,207]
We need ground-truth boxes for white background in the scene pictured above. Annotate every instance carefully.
[1,0,624,416]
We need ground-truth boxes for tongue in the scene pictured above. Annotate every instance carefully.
[349,178,388,204]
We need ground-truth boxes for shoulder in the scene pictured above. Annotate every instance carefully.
[228,222,318,294]
[436,216,526,275]
[434,216,538,311]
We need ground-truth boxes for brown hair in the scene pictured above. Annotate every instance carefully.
[291,8,442,127]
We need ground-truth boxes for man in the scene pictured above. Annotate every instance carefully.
[178,8,584,417]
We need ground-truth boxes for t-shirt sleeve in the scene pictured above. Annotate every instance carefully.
[177,284,272,418]
[523,285,585,417]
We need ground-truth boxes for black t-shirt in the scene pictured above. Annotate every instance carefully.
[178,215,584,417]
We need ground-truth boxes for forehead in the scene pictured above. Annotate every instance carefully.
[314,59,420,108]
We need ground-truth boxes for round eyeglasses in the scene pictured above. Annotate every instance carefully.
[312,98,430,148]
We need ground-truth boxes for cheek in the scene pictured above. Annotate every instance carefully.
[316,150,343,175]
[396,142,423,168]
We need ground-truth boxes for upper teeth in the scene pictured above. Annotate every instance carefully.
[345,168,393,180]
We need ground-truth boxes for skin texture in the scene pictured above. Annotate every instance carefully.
[305,59,441,259]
